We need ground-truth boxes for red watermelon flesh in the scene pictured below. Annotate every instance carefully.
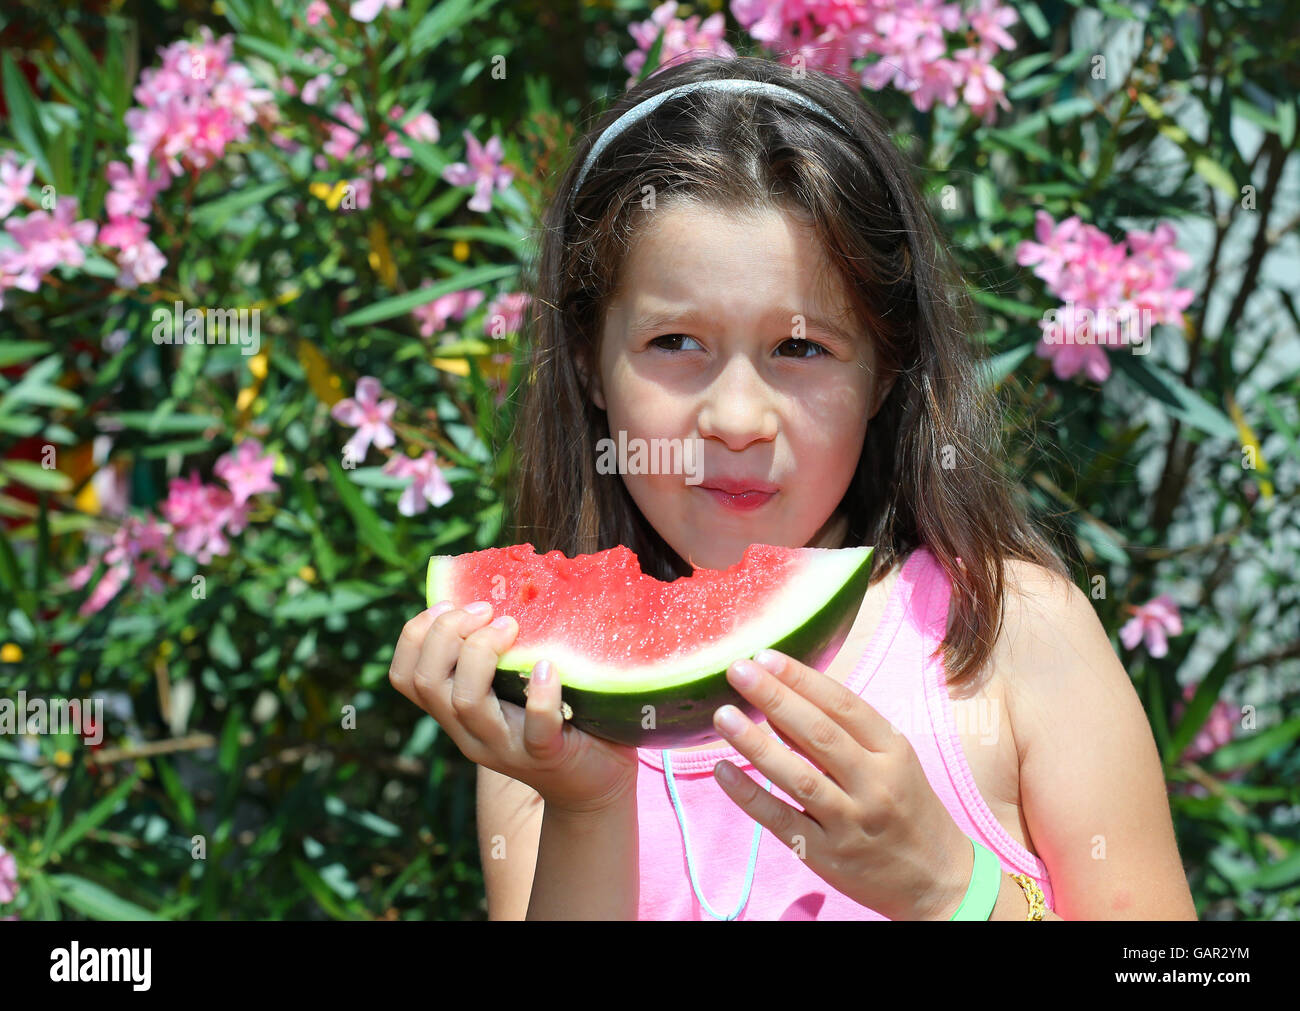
[425,542,874,747]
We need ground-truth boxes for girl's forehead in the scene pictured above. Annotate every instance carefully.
[609,202,852,326]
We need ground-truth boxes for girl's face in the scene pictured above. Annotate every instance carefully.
[592,201,889,571]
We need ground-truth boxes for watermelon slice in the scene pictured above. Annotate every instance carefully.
[425,543,874,748]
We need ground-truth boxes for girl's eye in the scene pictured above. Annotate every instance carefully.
[650,332,832,356]
[649,334,703,352]
[774,337,826,358]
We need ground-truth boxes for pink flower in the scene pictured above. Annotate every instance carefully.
[99,215,149,249]
[330,376,397,463]
[1119,593,1184,658]
[214,439,279,507]
[112,236,167,288]
[105,159,168,219]
[969,0,1020,57]
[482,291,532,337]
[301,73,333,106]
[624,1,737,85]
[1171,682,1238,764]
[161,473,248,564]
[442,131,513,213]
[1016,211,1195,383]
[5,197,97,273]
[412,285,486,338]
[306,0,332,25]
[0,152,35,219]
[350,0,402,22]
[74,513,173,616]
[0,844,18,904]
[0,247,41,309]
[383,452,452,515]
[951,47,1011,124]
[384,106,440,159]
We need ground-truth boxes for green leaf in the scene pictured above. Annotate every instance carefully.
[208,623,241,669]
[191,179,289,229]
[1191,154,1238,198]
[1018,2,1051,39]
[326,456,405,566]
[50,771,143,859]
[337,263,517,327]
[1166,630,1243,765]
[0,341,52,368]
[1208,715,1300,771]
[978,343,1035,388]
[47,873,162,920]
[638,24,667,84]
[291,859,365,920]
[2,51,53,183]
[1110,352,1238,441]
[0,460,73,493]
[968,288,1043,320]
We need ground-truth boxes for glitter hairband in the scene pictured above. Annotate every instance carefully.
[568,78,852,210]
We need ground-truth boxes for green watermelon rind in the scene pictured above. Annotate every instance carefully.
[425,545,875,749]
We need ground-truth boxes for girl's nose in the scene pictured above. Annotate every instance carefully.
[696,355,779,451]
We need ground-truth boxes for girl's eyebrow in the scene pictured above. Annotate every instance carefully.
[628,305,859,345]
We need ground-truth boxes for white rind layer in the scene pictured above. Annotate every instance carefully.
[426,546,871,693]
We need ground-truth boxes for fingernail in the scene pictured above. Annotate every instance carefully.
[489,615,513,630]
[426,601,454,619]
[716,705,746,736]
[752,649,784,675]
[466,601,492,616]
[729,659,760,689]
[532,659,551,684]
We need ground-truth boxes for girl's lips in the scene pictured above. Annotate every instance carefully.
[698,487,777,512]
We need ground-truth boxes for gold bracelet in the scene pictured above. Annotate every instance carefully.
[1009,873,1046,920]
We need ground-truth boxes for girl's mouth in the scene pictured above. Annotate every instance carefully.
[697,481,778,512]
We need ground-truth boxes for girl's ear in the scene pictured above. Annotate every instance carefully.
[577,352,606,411]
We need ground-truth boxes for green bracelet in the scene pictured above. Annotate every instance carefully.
[949,836,1002,920]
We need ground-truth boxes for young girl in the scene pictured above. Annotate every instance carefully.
[388,55,1198,921]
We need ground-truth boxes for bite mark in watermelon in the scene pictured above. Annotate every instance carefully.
[425,542,875,748]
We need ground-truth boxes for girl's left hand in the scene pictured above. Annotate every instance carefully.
[712,648,974,921]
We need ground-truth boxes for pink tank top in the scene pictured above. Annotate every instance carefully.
[633,544,1055,919]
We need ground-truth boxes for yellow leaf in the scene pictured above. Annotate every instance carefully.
[236,385,258,412]
[1227,392,1274,498]
[74,482,99,516]
[299,339,345,407]
[249,348,269,380]
[452,239,470,262]
[0,643,22,663]
[368,219,398,288]
[309,181,333,202]
[431,357,470,376]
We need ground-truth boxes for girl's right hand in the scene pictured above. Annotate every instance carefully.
[389,601,639,815]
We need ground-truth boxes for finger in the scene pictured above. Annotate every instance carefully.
[713,756,825,857]
[713,695,854,830]
[452,614,520,748]
[723,657,871,799]
[752,649,897,753]
[409,602,496,726]
[389,601,455,699]
[520,659,567,760]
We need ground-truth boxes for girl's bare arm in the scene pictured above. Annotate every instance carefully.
[527,784,640,920]
[1002,561,1198,920]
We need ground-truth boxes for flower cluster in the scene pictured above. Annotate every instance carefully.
[105,28,276,288]
[330,377,454,515]
[67,513,173,617]
[0,152,98,310]
[626,0,1019,122]
[69,441,278,617]
[412,285,486,338]
[1017,211,1195,383]
[161,440,279,564]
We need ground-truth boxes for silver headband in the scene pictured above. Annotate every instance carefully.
[568,78,851,210]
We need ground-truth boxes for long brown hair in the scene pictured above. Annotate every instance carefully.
[508,54,1071,692]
